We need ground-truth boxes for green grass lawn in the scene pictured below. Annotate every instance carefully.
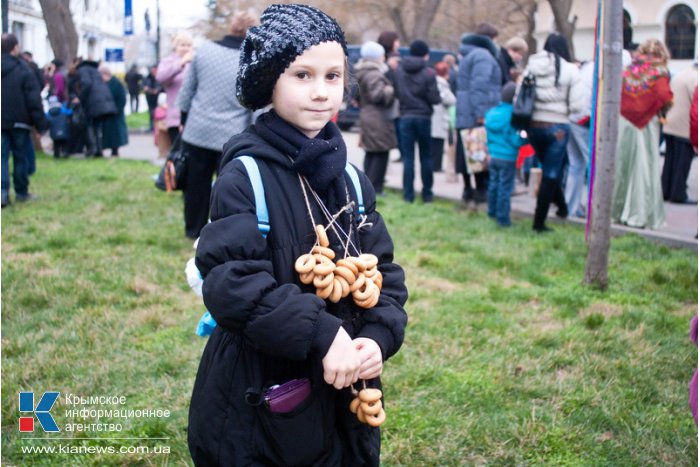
[126,112,150,131]
[2,153,697,465]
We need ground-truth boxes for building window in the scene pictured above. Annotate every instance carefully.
[665,4,696,59]
[11,21,24,46]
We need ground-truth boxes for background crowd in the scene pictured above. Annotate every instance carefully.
[1,13,697,237]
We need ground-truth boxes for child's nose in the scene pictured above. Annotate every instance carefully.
[311,78,328,100]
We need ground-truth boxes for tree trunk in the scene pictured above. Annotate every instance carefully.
[547,0,577,59]
[583,0,623,290]
[38,0,78,65]
[412,0,442,40]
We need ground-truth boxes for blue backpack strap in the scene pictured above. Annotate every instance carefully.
[195,155,270,337]
[344,162,365,219]
[238,155,270,238]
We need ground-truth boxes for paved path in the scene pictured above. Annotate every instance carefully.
[118,129,698,250]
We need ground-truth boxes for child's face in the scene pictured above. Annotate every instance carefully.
[271,41,345,139]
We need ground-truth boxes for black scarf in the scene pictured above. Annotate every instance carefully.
[254,110,348,198]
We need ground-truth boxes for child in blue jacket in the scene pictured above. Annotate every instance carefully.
[45,96,72,158]
[485,82,527,226]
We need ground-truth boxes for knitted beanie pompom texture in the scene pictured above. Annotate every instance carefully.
[236,3,348,110]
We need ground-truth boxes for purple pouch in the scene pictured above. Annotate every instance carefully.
[264,378,311,414]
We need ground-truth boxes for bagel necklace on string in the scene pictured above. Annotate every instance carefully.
[291,172,387,427]
[292,174,382,308]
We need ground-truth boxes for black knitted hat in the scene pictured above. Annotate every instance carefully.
[409,39,430,57]
[236,4,348,110]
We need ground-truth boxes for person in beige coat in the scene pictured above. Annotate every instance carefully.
[355,41,397,195]
[661,63,698,203]
[431,61,456,172]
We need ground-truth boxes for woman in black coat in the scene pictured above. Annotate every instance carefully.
[98,66,128,156]
[75,59,117,157]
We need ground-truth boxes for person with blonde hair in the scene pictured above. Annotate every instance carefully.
[177,10,258,239]
[498,36,528,84]
[612,38,673,229]
[156,30,193,143]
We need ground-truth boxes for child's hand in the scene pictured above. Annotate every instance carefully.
[353,338,383,380]
[322,327,361,389]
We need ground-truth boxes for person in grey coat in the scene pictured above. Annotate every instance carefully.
[455,30,502,203]
[177,10,259,239]
[355,41,396,195]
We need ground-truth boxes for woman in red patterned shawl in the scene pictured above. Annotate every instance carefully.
[612,39,674,229]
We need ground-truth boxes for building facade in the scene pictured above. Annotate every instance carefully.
[7,0,128,70]
[534,0,697,74]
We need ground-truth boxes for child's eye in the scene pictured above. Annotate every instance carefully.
[295,72,310,79]
[326,72,341,81]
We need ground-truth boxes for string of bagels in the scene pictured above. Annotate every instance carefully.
[293,173,386,426]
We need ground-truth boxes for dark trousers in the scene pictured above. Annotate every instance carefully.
[527,124,570,230]
[661,134,695,202]
[455,131,488,201]
[167,127,180,149]
[129,93,139,113]
[183,142,222,239]
[146,101,157,131]
[1,129,31,197]
[431,137,444,172]
[86,118,104,156]
[398,116,433,202]
[53,139,68,158]
[363,151,389,195]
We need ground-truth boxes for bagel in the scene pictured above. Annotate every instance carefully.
[360,400,382,416]
[346,256,367,272]
[294,254,316,274]
[358,388,382,403]
[337,276,350,297]
[316,280,334,299]
[328,278,343,303]
[373,272,383,289]
[312,245,335,260]
[352,280,376,302]
[363,266,378,278]
[365,408,386,427]
[349,397,361,414]
[336,259,359,276]
[313,257,335,276]
[334,266,356,285]
[356,408,367,423]
[299,271,315,285]
[349,273,366,293]
[315,224,330,248]
[358,253,378,269]
[313,272,334,289]
[356,289,379,309]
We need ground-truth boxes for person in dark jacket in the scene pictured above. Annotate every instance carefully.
[455,29,502,204]
[188,5,408,466]
[46,96,72,158]
[124,64,143,113]
[142,65,161,131]
[497,37,528,85]
[1,34,48,207]
[99,66,128,156]
[394,39,441,202]
[75,58,117,157]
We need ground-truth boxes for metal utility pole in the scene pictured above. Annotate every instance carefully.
[156,0,161,63]
[2,0,8,33]
[583,0,624,290]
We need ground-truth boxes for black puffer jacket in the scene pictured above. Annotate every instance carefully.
[1,53,48,131]
[393,56,441,118]
[75,61,117,119]
[188,125,408,466]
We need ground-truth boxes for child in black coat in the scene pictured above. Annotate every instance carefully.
[188,4,408,466]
